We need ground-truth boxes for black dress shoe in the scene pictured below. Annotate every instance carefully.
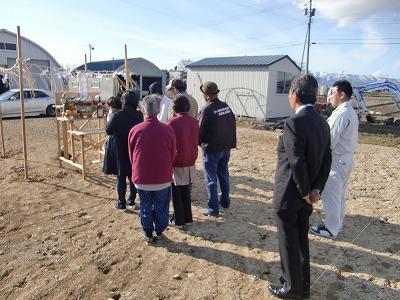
[278,276,310,298]
[267,284,302,299]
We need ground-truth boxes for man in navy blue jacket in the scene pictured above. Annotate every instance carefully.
[198,81,236,216]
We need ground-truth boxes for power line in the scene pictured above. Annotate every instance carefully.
[312,42,400,45]
[314,37,400,41]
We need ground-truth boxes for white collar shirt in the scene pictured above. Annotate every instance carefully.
[157,95,171,124]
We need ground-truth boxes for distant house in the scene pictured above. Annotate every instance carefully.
[186,55,300,120]
[0,28,62,91]
[75,57,166,99]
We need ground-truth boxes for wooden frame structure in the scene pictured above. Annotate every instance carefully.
[55,91,107,180]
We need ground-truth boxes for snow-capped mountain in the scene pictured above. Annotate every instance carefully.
[313,72,400,88]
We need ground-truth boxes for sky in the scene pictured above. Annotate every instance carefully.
[2,0,400,78]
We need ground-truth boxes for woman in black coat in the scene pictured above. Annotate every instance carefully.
[105,90,143,210]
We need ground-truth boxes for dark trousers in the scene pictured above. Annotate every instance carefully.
[171,183,193,226]
[275,204,313,295]
[116,175,137,208]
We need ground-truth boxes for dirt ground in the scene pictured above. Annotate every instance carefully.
[0,117,399,300]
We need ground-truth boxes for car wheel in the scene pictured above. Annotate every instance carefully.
[46,104,56,117]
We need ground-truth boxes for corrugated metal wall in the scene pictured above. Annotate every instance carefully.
[187,57,300,119]
[187,66,268,119]
[1,30,59,68]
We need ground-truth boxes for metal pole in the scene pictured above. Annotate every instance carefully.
[84,54,87,72]
[16,26,28,179]
[124,44,129,91]
[305,0,313,75]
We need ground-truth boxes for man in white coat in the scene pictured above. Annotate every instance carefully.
[149,82,171,124]
[311,80,359,238]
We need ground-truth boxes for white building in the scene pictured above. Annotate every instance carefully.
[186,55,300,120]
[74,57,166,99]
[0,29,62,91]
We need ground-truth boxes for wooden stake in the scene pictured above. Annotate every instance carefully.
[56,119,62,167]
[0,104,5,157]
[124,44,129,91]
[84,54,88,72]
[16,26,28,179]
[80,135,86,180]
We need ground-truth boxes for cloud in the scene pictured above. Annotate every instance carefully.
[300,0,400,28]
[348,23,389,62]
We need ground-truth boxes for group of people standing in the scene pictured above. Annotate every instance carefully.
[102,74,358,299]
[102,79,236,242]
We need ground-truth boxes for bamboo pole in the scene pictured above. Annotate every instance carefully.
[124,44,129,91]
[84,54,87,72]
[0,104,5,157]
[16,26,28,179]
[56,119,62,167]
[80,136,86,180]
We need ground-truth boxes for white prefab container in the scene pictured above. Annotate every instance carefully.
[186,55,300,120]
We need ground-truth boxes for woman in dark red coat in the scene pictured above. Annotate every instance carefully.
[168,94,199,228]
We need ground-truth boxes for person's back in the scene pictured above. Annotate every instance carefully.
[108,108,143,158]
[105,90,143,210]
[185,94,198,118]
[268,74,331,299]
[274,106,330,209]
[129,117,175,184]
[199,99,236,153]
[128,95,177,242]
[168,113,199,167]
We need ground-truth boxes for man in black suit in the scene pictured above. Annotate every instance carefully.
[268,74,332,299]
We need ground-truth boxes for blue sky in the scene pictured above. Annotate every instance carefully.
[3,0,400,78]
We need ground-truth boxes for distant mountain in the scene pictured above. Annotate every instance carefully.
[313,72,400,88]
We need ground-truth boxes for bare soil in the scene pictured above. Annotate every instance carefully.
[0,117,399,299]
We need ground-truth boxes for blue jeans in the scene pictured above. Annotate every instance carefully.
[117,175,137,208]
[202,150,231,214]
[138,186,171,235]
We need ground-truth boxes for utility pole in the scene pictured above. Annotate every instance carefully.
[305,0,316,74]
[88,44,95,62]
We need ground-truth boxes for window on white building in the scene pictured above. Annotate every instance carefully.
[276,71,292,94]
[4,43,17,51]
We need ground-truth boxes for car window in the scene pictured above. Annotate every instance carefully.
[10,92,20,100]
[24,91,33,99]
[34,91,49,98]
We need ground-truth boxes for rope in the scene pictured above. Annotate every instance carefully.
[0,62,18,72]
[310,219,373,289]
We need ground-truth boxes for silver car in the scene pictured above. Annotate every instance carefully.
[0,89,56,117]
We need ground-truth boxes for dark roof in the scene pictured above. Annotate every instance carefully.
[75,59,126,71]
[186,55,300,70]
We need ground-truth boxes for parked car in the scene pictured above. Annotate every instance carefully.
[0,89,55,118]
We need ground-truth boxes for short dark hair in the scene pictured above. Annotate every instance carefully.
[289,74,318,104]
[149,82,162,95]
[122,90,139,109]
[171,79,187,92]
[173,94,190,113]
[333,80,353,98]
[107,96,122,110]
